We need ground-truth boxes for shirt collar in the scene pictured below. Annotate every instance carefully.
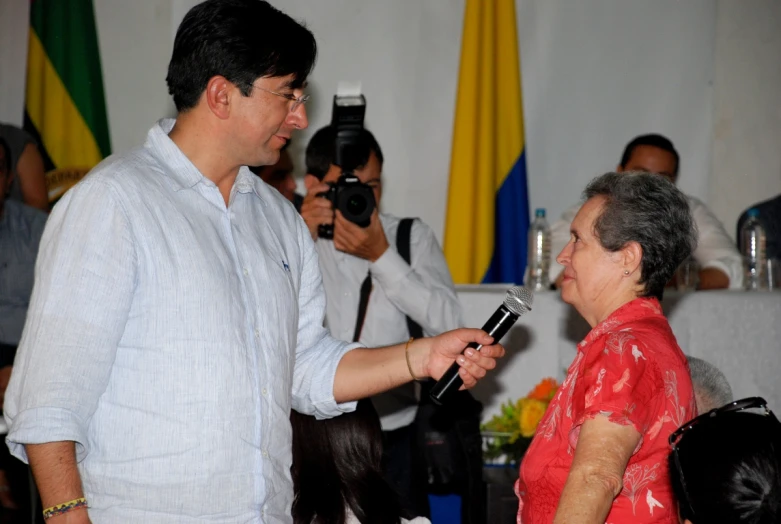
[581,296,663,347]
[145,119,265,203]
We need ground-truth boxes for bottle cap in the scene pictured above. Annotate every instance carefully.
[747,208,760,218]
[535,208,546,217]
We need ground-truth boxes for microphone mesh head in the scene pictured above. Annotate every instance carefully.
[504,286,533,316]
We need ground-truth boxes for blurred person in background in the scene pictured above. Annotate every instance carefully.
[669,397,781,523]
[686,356,733,413]
[550,134,742,290]
[0,135,47,521]
[0,123,48,211]
[249,140,303,210]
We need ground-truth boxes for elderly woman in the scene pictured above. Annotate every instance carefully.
[516,172,698,523]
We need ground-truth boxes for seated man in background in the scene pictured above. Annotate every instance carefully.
[686,355,733,413]
[737,194,780,261]
[0,136,47,518]
[249,141,303,211]
[550,134,742,289]
[300,126,465,518]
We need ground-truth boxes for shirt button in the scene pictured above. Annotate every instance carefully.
[254,328,260,338]
[243,268,249,276]
[262,449,269,458]
[261,388,268,396]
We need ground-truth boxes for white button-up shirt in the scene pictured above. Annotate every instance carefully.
[4,120,356,523]
[316,214,462,430]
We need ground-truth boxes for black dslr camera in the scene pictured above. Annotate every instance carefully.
[317,93,377,240]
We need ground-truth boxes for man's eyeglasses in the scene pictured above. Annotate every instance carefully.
[669,397,777,518]
[252,85,310,112]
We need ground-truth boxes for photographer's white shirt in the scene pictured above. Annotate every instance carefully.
[316,213,463,430]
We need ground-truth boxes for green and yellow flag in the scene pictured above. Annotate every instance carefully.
[24,0,111,206]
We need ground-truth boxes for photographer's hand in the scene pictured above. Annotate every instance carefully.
[301,179,334,241]
[333,210,389,262]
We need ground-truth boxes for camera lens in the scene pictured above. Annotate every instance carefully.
[347,195,368,216]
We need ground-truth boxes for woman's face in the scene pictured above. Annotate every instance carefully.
[556,196,628,325]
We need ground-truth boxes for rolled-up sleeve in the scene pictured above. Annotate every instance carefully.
[4,179,137,463]
[290,218,358,419]
[689,197,743,289]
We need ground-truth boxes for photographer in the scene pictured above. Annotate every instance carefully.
[301,125,463,517]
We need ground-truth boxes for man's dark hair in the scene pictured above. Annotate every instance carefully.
[290,399,408,524]
[0,137,10,174]
[670,411,781,523]
[167,0,317,112]
[305,126,384,180]
[584,171,697,300]
[620,133,680,176]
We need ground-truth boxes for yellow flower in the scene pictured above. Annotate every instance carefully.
[518,398,548,437]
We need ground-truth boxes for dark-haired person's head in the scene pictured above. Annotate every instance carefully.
[0,137,12,213]
[557,172,696,314]
[249,141,297,202]
[304,125,384,205]
[618,134,680,183]
[290,399,407,524]
[670,410,781,523]
[166,0,315,167]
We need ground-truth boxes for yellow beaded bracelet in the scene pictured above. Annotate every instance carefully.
[43,497,88,520]
[405,337,425,382]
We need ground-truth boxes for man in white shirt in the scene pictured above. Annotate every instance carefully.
[550,134,742,290]
[300,126,463,516]
[3,2,504,523]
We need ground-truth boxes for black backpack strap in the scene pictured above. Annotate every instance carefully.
[396,218,424,340]
[352,271,372,342]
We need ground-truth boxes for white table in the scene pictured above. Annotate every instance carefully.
[458,286,781,422]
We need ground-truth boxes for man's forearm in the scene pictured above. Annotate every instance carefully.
[26,441,85,509]
[333,339,428,403]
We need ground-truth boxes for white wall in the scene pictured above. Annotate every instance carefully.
[3,0,780,237]
[0,0,29,126]
[709,0,781,238]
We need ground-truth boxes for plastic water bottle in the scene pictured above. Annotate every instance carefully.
[740,208,768,291]
[526,208,551,291]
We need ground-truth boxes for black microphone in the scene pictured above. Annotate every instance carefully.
[429,286,534,405]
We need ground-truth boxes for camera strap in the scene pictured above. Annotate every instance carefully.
[352,218,423,343]
[352,272,372,343]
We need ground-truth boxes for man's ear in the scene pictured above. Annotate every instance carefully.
[204,75,233,120]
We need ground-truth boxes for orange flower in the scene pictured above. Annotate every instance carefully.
[518,398,548,437]
[527,377,559,401]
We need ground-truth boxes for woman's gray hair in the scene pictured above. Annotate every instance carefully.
[583,171,697,299]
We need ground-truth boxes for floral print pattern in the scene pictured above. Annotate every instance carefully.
[516,298,695,524]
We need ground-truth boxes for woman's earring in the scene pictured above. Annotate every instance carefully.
[624,270,630,275]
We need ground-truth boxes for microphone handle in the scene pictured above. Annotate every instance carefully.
[429,305,519,405]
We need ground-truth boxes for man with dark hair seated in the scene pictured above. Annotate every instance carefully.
[550,134,742,290]
[669,398,781,523]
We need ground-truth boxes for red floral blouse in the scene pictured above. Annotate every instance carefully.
[516,297,696,523]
